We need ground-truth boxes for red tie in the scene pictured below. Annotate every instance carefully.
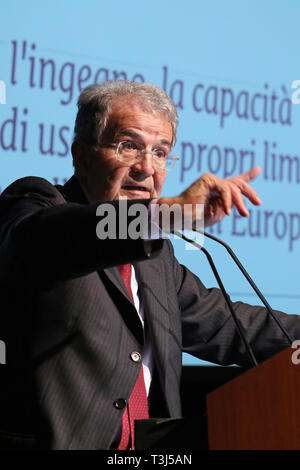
[117,264,149,450]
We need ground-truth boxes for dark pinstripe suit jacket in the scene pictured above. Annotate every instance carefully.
[0,175,299,449]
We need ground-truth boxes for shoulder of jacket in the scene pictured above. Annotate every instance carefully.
[0,176,67,207]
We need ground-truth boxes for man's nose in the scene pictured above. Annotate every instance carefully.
[132,152,155,176]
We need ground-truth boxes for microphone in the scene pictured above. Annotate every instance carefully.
[173,230,258,368]
[200,230,293,346]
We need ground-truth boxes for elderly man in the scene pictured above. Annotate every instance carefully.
[0,81,298,450]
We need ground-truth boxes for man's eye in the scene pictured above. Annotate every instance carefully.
[122,141,139,151]
[154,149,167,159]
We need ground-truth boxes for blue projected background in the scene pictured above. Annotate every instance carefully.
[0,0,300,365]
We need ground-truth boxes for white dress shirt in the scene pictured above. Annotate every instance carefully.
[130,265,153,396]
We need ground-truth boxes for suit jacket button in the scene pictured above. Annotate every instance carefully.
[130,351,142,363]
[113,399,127,410]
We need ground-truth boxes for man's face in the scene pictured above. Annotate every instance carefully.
[74,98,173,201]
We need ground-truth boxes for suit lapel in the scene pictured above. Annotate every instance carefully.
[100,267,144,345]
[103,266,132,303]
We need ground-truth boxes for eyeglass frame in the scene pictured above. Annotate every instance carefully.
[98,140,179,171]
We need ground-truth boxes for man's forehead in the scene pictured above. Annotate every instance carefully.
[109,96,158,121]
[105,97,173,142]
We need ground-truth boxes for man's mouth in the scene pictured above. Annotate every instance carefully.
[121,185,151,196]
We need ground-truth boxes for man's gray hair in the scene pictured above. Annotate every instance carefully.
[74,81,178,147]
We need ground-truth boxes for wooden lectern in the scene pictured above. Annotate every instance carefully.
[206,347,300,449]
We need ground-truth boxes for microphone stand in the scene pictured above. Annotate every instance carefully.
[174,230,258,368]
[199,230,293,346]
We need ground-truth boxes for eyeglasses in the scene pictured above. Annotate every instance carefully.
[101,140,179,171]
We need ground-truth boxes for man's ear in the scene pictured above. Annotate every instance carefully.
[71,140,90,177]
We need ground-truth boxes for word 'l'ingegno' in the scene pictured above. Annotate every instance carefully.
[96,201,204,249]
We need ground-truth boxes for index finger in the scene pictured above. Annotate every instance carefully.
[239,165,262,182]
